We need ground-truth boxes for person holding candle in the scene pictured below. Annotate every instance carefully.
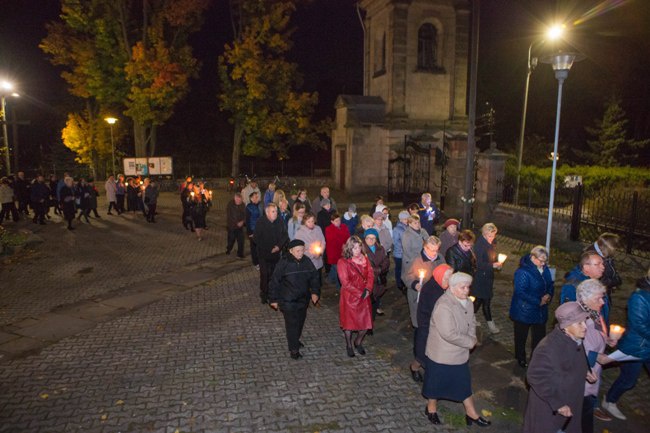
[415,264,452,380]
[127,177,139,214]
[523,302,596,433]
[422,272,490,427]
[404,236,445,381]
[325,212,350,290]
[509,246,554,368]
[472,223,502,334]
[190,185,208,240]
[362,228,390,319]
[602,268,650,421]
[295,212,326,283]
[268,239,321,360]
[575,279,613,431]
[337,236,374,357]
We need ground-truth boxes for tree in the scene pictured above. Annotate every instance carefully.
[61,102,112,178]
[219,0,321,176]
[41,0,209,157]
[585,97,650,166]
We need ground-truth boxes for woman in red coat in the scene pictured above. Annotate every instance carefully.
[337,236,375,357]
[325,212,351,290]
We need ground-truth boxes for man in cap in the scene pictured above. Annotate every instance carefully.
[269,239,321,360]
[524,302,598,433]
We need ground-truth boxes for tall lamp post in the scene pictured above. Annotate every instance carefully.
[105,117,118,176]
[540,50,584,256]
[514,25,565,204]
[1,80,19,176]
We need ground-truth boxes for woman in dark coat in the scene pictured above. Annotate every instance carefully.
[126,178,138,213]
[75,178,91,223]
[445,229,476,275]
[190,187,209,241]
[509,246,554,368]
[362,228,390,321]
[60,176,77,230]
[524,302,595,433]
[472,223,502,333]
[337,236,374,357]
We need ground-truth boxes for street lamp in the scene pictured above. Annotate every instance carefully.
[514,24,566,204]
[540,49,584,256]
[1,80,19,176]
[105,117,118,176]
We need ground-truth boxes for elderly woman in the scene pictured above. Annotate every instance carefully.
[423,272,490,427]
[413,264,453,381]
[510,245,554,368]
[362,228,390,319]
[337,236,374,357]
[439,218,460,257]
[295,212,326,281]
[400,214,430,285]
[445,229,476,275]
[473,223,502,333]
[575,279,610,433]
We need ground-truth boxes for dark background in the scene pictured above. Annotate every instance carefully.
[1,0,648,176]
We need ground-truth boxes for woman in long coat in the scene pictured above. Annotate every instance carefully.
[337,236,374,357]
[60,176,77,230]
[472,223,502,333]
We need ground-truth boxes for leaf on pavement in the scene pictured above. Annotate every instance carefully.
[481,409,492,417]
[115,399,125,405]
[39,393,49,399]
[100,414,108,421]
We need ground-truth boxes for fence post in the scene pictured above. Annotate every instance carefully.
[570,184,583,241]
[626,191,639,254]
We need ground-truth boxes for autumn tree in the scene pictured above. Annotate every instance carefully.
[61,103,112,178]
[219,0,321,176]
[585,97,650,166]
[41,0,209,158]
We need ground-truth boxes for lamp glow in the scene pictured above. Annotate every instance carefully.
[546,24,565,41]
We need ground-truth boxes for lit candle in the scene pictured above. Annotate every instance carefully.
[498,253,507,264]
[469,296,476,302]
[190,191,195,197]
[609,324,625,340]
[313,244,322,255]
[418,269,425,286]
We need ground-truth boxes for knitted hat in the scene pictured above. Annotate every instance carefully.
[444,218,461,229]
[433,264,453,288]
[287,239,305,250]
[363,228,379,239]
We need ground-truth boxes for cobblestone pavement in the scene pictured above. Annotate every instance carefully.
[0,190,647,432]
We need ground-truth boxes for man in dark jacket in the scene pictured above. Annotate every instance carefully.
[254,202,289,304]
[561,251,609,323]
[417,192,440,236]
[15,171,30,216]
[30,175,50,225]
[269,239,321,360]
[226,192,246,258]
[144,178,159,223]
[246,192,262,268]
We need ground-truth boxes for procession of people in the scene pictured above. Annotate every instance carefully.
[1,172,647,432]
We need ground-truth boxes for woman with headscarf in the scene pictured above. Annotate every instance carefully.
[413,264,453,381]
[337,236,374,357]
[422,272,490,427]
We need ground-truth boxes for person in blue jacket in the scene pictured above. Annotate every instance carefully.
[601,269,650,420]
[560,251,609,324]
[509,246,554,368]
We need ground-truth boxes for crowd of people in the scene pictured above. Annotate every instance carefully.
[3,172,647,431]
[1,171,163,230]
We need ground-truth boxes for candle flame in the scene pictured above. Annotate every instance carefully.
[418,269,425,279]
[469,296,476,302]
[498,253,507,264]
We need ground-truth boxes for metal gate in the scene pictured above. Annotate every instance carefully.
[388,135,442,206]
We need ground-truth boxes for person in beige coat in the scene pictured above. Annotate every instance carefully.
[422,272,491,428]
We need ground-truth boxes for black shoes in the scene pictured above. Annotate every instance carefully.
[425,408,441,425]
[290,351,302,360]
[346,346,355,357]
[410,367,423,383]
[517,359,528,368]
[354,343,366,355]
[466,415,491,427]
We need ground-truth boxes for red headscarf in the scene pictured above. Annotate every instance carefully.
[433,264,453,289]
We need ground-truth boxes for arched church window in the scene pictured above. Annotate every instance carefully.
[417,23,438,71]
[374,31,387,76]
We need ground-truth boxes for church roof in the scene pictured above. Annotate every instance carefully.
[335,95,386,126]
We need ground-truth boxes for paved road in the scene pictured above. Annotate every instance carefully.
[0,191,647,432]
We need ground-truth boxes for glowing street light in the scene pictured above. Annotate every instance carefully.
[514,24,566,204]
[105,117,118,176]
[1,79,19,175]
[540,49,584,256]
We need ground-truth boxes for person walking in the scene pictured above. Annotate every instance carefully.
[392,210,409,293]
[115,175,126,214]
[584,233,622,306]
[295,212,326,283]
[362,228,390,319]
[254,203,289,304]
[324,212,350,290]
[0,177,19,223]
[342,203,358,236]
[400,214,430,287]
[337,236,374,357]
[269,239,321,360]
[560,251,608,323]
[144,179,159,223]
[510,246,554,368]
[30,175,50,225]
[473,223,502,333]
[190,186,208,240]
[417,192,440,236]
[422,272,491,428]
[105,175,118,215]
[439,218,460,257]
[226,192,246,258]
[246,192,262,269]
[445,229,476,275]
[14,171,30,216]
[60,176,77,230]
[126,178,139,214]
[287,202,306,240]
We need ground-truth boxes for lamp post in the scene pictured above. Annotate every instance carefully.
[540,50,584,255]
[514,25,565,204]
[1,80,18,176]
[104,117,117,176]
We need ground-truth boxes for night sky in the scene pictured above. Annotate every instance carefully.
[1,0,648,174]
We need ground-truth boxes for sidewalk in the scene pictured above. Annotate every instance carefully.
[0,189,647,432]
